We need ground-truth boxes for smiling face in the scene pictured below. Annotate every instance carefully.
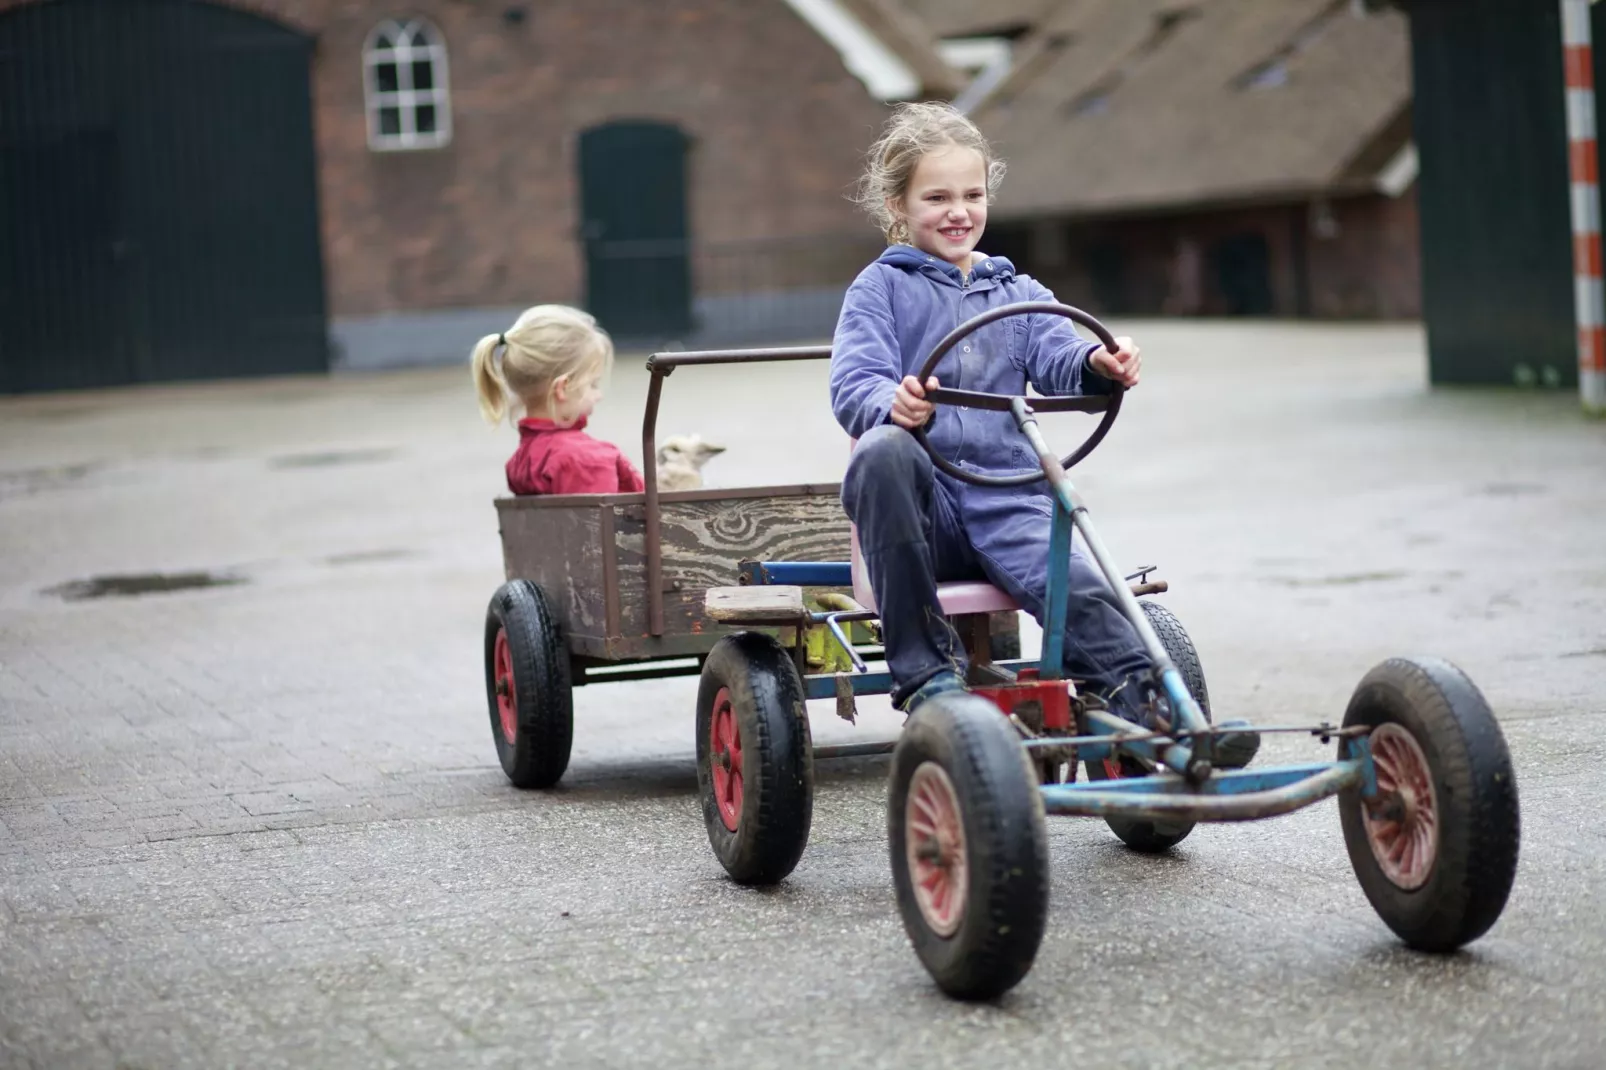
[890,143,989,271]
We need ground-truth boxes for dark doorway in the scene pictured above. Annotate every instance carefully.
[0,0,327,394]
[1209,232,1273,315]
[578,121,692,340]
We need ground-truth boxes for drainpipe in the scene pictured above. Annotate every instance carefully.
[1562,0,1606,412]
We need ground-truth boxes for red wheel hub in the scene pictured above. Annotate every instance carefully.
[905,761,967,937]
[493,628,517,745]
[1362,723,1439,890]
[710,687,743,832]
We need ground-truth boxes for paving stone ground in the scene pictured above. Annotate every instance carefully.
[2,321,1604,1069]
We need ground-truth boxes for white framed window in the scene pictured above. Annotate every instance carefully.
[363,18,451,151]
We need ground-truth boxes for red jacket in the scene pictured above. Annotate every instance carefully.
[506,416,646,496]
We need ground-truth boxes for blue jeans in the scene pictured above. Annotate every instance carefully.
[842,425,1151,709]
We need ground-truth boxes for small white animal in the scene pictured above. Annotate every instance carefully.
[656,434,726,491]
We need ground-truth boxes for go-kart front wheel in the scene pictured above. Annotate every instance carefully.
[889,692,1049,1000]
[1338,657,1519,951]
[695,632,814,885]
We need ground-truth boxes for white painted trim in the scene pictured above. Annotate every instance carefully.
[782,0,920,101]
[1576,276,1605,327]
[1571,182,1601,233]
[1562,0,1592,45]
[1567,86,1597,136]
[1582,367,1606,412]
[1375,141,1418,197]
[363,19,452,152]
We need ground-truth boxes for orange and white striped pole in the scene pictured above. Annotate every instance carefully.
[1563,0,1606,411]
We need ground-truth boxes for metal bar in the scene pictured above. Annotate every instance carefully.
[1049,762,1343,797]
[925,387,1112,413]
[1040,498,1072,679]
[642,367,668,635]
[599,502,620,639]
[801,658,1043,701]
[824,613,868,673]
[1081,707,1196,774]
[749,561,853,586]
[576,660,703,685]
[644,346,832,371]
[1019,721,1363,747]
[804,670,893,701]
[807,609,878,624]
[813,741,897,760]
[1039,760,1363,822]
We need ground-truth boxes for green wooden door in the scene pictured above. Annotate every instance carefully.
[578,122,692,340]
[0,0,327,393]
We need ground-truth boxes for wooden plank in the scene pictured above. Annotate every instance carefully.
[613,492,852,637]
[496,482,842,510]
[496,499,607,640]
[705,585,807,623]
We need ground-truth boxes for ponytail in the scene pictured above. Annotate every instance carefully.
[471,306,612,426]
[471,332,510,424]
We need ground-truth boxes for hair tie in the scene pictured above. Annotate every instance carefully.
[497,332,508,348]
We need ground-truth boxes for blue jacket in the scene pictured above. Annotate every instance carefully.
[829,244,1114,475]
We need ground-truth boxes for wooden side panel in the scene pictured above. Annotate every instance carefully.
[613,493,851,638]
[495,500,607,641]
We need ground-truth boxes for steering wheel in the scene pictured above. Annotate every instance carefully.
[912,301,1125,488]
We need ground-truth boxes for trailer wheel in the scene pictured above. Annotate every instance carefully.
[484,580,573,789]
[696,632,814,884]
[1339,657,1519,951]
[890,691,1049,1000]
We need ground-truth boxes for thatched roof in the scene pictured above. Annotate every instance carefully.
[902,0,1054,40]
[911,0,1414,218]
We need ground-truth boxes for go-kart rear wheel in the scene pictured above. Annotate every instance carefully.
[1084,600,1209,852]
[1338,657,1519,951]
[889,692,1049,1001]
[695,632,814,885]
[484,580,573,789]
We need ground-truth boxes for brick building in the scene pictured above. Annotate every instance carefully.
[0,0,893,391]
[906,0,1421,320]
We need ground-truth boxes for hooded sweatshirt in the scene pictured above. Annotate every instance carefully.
[829,245,1114,476]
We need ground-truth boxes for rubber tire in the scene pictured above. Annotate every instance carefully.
[484,580,573,789]
[695,632,815,885]
[890,692,1050,1001]
[1083,600,1210,852]
[1338,657,1519,951]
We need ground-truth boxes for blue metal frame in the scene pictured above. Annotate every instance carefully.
[1039,504,1072,681]
[739,561,852,587]
[737,435,1381,823]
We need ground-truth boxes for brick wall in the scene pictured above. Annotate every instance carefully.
[991,188,1422,320]
[300,0,888,318]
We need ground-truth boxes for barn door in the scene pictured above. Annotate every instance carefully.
[0,0,327,393]
[578,121,692,339]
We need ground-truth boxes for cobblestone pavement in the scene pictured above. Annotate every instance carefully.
[3,322,1604,1069]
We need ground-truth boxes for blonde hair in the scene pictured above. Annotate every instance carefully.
[471,305,614,424]
[854,102,1006,244]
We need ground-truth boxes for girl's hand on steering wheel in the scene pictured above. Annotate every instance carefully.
[892,375,940,430]
[1090,336,1141,387]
